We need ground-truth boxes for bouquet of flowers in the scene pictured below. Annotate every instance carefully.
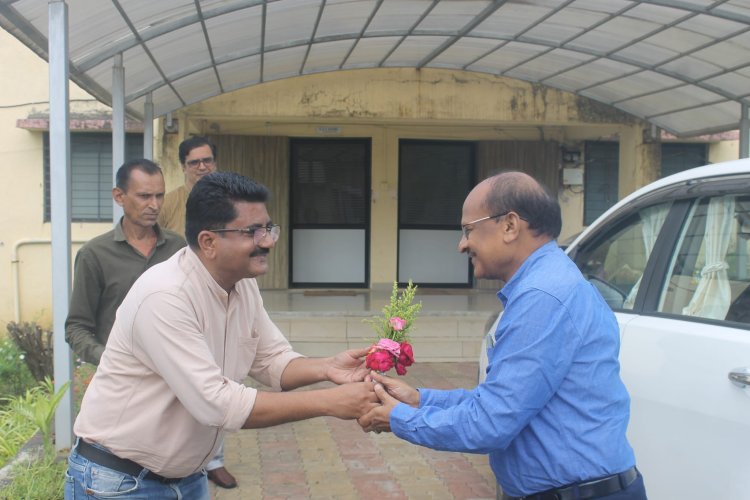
[364,281,422,376]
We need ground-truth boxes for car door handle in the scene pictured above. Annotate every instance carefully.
[728,369,750,388]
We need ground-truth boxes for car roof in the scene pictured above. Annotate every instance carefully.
[566,157,750,251]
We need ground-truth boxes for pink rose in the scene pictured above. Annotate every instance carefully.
[375,338,401,357]
[398,342,415,367]
[389,317,407,331]
[366,350,395,372]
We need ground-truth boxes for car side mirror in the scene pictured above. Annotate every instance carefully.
[588,276,627,309]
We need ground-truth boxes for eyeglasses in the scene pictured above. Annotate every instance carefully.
[185,157,215,169]
[461,211,527,240]
[210,224,281,244]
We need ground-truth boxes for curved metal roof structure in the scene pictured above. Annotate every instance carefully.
[3,0,750,137]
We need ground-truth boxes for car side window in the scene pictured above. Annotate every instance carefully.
[658,194,750,325]
[573,202,672,310]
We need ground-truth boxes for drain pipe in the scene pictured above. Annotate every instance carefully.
[11,238,86,323]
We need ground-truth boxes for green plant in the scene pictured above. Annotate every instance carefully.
[0,378,71,466]
[0,337,35,400]
[0,395,39,467]
[10,378,70,457]
[364,280,422,342]
[0,453,65,500]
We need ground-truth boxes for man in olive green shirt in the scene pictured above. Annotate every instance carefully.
[65,159,185,365]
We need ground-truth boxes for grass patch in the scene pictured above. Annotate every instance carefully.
[0,454,66,500]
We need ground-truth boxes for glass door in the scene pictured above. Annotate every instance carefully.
[398,140,474,286]
[290,139,370,287]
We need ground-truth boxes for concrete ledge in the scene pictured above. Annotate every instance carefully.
[0,432,43,488]
[269,308,494,362]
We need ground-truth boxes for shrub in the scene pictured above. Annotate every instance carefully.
[6,322,53,382]
[0,338,35,401]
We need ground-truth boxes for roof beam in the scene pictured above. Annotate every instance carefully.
[339,0,384,70]
[194,0,224,94]
[378,0,439,67]
[110,0,186,107]
[299,0,326,75]
[416,0,508,69]
[639,0,750,25]
[260,0,267,83]
[76,0,267,72]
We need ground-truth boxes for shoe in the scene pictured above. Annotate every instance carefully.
[207,467,238,489]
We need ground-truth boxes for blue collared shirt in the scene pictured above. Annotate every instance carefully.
[390,241,635,496]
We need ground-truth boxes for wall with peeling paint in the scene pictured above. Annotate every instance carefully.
[159,68,650,289]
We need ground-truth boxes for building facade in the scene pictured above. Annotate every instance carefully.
[1,28,739,325]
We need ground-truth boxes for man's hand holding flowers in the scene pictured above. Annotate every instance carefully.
[325,347,372,384]
[358,372,420,433]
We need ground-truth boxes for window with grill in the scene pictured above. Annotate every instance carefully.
[290,139,368,227]
[44,132,144,222]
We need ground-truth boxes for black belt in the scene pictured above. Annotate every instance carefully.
[507,467,638,500]
[75,439,184,484]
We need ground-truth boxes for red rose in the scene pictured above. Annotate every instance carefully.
[366,350,395,372]
[398,342,415,367]
[395,362,407,376]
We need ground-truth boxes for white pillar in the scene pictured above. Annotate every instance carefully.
[112,53,125,222]
[49,0,74,451]
[143,93,154,160]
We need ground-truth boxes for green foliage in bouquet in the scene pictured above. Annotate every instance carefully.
[365,281,422,343]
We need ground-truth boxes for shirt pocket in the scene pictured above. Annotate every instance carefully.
[231,333,260,382]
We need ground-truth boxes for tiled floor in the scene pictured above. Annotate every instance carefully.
[212,362,497,500]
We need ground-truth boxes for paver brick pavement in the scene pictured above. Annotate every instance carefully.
[211,362,496,499]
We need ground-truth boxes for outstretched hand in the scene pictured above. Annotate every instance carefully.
[367,371,420,407]
[326,348,370,384]
[357,382,397,433]
[358,371,420,434]
[331,381,380,420]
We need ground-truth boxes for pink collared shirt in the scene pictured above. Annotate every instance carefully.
[74,247,303,477]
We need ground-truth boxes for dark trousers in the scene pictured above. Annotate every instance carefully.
[498,471,648,500]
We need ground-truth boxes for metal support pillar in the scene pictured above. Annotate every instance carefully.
[112,53,125,222]
[740,104,749,159]
[143,93,154,160]
[49,0,74,451]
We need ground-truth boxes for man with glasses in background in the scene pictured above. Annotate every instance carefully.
[158,135,218,239]
[157,135,239,487]
[66,172,378,499]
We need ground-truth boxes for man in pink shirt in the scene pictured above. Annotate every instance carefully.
[65,172,378,499]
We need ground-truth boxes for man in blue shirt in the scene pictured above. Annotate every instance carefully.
[359,172,647,500]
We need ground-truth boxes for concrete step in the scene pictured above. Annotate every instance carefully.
[269,309,499,362]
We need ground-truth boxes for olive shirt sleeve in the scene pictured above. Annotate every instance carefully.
[65,247,106,365]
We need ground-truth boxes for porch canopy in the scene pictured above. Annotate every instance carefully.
[3,0,750,137]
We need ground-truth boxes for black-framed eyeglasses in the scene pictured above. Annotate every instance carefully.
[210,224,281,244]
[185,157,215,168]
[461,211,527,240]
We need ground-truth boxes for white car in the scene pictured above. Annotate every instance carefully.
[480,158,750,500]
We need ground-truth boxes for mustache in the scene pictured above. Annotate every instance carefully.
[250,248,269,257]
